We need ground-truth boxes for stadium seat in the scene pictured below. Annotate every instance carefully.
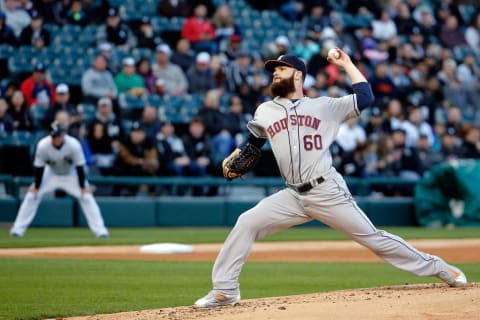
[0,45,14,59]
[78,103,97,122]
[146,94,165,108]
[152,16,170,32]
[119,93,146,110]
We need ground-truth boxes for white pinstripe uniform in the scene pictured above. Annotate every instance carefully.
[10,135,109,237]
[210,94,461,293]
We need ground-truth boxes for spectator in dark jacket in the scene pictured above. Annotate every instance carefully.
[65,0,90,26]
[223,95,250,142]
[439,126,463,161]
[44,84,82,130]
[7,90,34,131]
[196,89,235,163]
[182,117,213,195]
[87,97,124,152]
[95,7,137,50]
[157,0,191,18]
[0,11,17,46]
[0,97,14,133]
[186,52,216,94]
[386,128,423,179]
[170,38,195,73]
[439,15,468,49]
[369,62,397,109]
[135,16,162,50]
[140,105,161,141]
[19,11,50,48]
[87,121,116,175]
[113,122,158,196]
[460,127,480,159]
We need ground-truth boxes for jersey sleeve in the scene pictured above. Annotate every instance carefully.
[246,118,268,139]
[246,104,268,139]
[33,142,47,167]
[324,94,360,122]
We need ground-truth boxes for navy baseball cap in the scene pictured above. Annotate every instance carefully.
[50,122,66,137]
[265,54,307,80]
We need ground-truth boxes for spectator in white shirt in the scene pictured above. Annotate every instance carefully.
[372,10,397,41]
[336,117,367,153]
[401,107,434,147]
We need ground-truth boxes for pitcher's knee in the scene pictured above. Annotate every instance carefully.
[235,211,268,232]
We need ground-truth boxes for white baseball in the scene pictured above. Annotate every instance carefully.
[328,48,340,59]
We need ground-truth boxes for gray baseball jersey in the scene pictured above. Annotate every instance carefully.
[207,93,458,296]
[247,95,358,184]
[34,135,86,175]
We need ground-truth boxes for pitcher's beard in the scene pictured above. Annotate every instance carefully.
[269,74,295,98]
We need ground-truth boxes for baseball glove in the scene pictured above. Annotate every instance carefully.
[223,143,262,180]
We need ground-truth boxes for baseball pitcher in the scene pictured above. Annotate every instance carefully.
[194,51,467,307]
[10,122,109,238]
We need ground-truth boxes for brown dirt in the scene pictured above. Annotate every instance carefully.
[3,239,477,320]
[57,283,480,320]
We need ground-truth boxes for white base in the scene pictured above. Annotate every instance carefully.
[139,243,194,254]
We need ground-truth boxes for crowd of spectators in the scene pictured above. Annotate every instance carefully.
[0,0,479,197]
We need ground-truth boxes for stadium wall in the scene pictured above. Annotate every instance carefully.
[0,197,417,227]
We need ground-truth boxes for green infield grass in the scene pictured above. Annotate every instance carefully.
[1,226,480,248]
[1,258,479,320]
[1,226,479,320]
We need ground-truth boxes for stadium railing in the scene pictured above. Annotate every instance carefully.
[5,175,419,198]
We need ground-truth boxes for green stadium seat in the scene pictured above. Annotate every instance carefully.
[146,93,164,107]
[0,45,14,59]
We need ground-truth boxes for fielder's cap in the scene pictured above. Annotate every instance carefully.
[275,35,290,47]
[196,52,211,64]
[156,44,172,56]
[98,97,112,106]
[122,57,135,66]
[141,16,151,24]
[56,83,69,94]
[0,11,5,20]
[50,121,66,137]
[34,62,46,72]
[107,7,119,17]
[265,54,307,80]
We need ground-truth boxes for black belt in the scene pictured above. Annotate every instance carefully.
[288,177,325,193]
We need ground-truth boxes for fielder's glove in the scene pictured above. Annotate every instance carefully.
[222,143,262,180]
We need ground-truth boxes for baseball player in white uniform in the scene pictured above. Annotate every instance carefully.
[10,122,109,238]
[194,51,467,307]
